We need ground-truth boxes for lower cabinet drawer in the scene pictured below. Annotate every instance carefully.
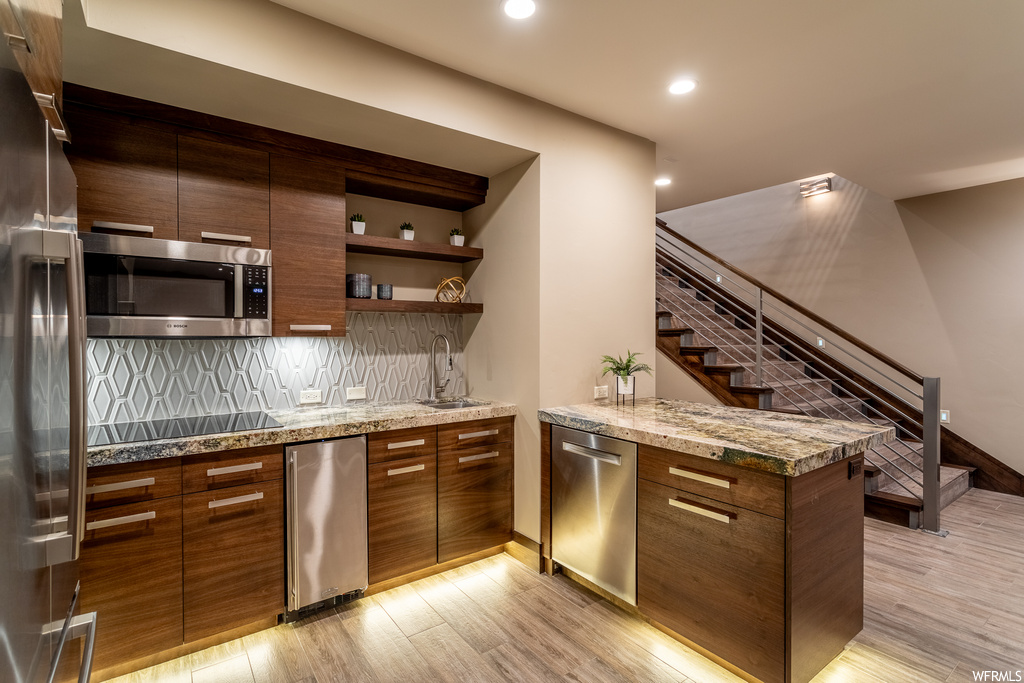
[78,496,183,670]
[182,444,283,493]
[368,454,437,584]
[182,480,285,643]
[637,478,786,683]
[438,442,513,563]
[85,458,181,510]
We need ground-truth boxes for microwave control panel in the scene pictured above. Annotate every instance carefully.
[242,266,270,319]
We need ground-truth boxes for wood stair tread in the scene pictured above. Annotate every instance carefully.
[657,327,694,336]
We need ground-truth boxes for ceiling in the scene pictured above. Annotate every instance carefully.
[269,0,1024,211]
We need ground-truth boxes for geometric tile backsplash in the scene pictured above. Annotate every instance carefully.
[86,312,465,425]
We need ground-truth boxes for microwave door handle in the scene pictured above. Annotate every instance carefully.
[234,264,243,318]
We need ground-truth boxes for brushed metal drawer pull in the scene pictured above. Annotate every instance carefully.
[201,231,252,244]
[563,441,621,465]
[92,221,155,234]
[458,428,499,441]
[86,511,156,531]
[459,451,500,464]
[668,466,735,489]
[290,324,332,331]
[85,477,156,495]
[387,438,426,450]
[388,464,426,476]
[207,462,263,477]
[668,497,737,524]
[208,491,264,509]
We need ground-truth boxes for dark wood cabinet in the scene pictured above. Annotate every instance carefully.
[78,496,184,671]
[269,154,346,336]
[64,104,179,240]
[85,457,181,510]
[638,478,785,683]
[181,444,284,493]
[367,425,437,464]
[177,135,270,249]
[182,479,285,642]
[368,453,437,584]
[79,446,285,675]
[631,446,864,683]
[1,0,65,133]
[438,440,513,563]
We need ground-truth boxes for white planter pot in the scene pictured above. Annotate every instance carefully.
[400,230,415,241]
[351,221,366,235]
[450,235,465,247]
[617,375,634,395]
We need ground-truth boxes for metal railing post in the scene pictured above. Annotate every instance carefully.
[755,288,763,387]
[921,377,946,535]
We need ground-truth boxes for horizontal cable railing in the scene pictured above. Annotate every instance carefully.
[656,219,944,534]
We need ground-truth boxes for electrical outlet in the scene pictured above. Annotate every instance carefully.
[594,385,609,399]
[940,410,951,424]
[346,386,367,401]
[299,389,322,405]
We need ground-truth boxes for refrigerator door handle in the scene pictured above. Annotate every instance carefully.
[65,234,88,561]
[45,611,97,683]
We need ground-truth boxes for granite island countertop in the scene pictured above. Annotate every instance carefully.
[538,398,895,476]
[88,399,517,467]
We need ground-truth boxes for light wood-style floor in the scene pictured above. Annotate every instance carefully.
[106,488,1024,683]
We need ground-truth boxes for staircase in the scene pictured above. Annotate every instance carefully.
[654,227,980,528]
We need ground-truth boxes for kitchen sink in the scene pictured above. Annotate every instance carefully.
[420,398,489,410]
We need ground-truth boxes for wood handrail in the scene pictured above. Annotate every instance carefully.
[655,218,925,385]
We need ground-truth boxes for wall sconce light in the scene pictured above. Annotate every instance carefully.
[799,177,832,197]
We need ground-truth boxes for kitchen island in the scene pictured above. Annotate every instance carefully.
[539,398,894,683]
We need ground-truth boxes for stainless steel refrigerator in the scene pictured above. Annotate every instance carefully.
[1,39,93,683]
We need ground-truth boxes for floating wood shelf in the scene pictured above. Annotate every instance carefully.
[346,299,484,314]
[345,233,483,263]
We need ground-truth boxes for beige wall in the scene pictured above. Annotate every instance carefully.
[72,0,656,540]
[655,353,723,405]
[464,159,542,535]
[659,175,1024,475]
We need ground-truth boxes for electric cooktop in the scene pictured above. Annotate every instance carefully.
[87,411,283,447]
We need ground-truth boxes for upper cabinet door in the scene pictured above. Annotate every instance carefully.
[65,104,179,240]
[178,135,270,249]
[270,154,346,336]
[0,0,65,134]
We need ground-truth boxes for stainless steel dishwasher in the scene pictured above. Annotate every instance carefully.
[286,436,367,613]
[551,425,637,604]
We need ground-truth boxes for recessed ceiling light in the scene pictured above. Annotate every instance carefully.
[668,79,697,95]
[503,0,536,19]
[655,177,672,187]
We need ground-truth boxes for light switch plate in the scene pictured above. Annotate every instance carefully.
[347,386,367,400]
[299,389,322,405]
[940,410,950,424]
[594,385,609,399]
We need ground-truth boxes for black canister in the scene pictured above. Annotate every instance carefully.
[346,273,372,299]
[377,284,393,300]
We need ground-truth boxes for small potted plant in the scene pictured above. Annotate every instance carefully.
[449,227,465,247]
[600,350,652,397]
[399,221,415,241]
[350,213,366,235]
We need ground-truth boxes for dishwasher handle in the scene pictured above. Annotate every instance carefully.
[562,441,621,466]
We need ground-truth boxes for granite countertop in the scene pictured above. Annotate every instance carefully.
[538,398,895,476]
[87,399,517,467]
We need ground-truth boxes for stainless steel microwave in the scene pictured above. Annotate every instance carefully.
[80,233,272,337]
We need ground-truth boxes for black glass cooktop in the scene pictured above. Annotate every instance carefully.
[87,411,283,447]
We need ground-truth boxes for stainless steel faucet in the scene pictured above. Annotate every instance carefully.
[429,334,453,400]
